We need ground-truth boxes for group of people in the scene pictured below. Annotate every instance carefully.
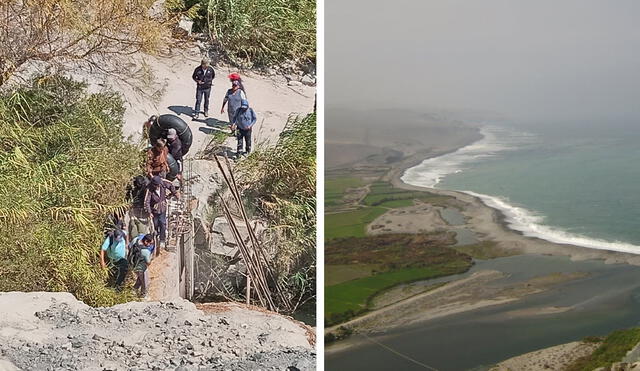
[99,57,255,297]
[100,167,180,297]
[193,58,257,156]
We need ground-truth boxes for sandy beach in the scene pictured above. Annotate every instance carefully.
[387,134,640,266]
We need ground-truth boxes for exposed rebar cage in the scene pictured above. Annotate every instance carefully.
[214,155,293,313]
[167,158,194,300]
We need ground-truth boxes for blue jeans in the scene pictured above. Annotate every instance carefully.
[194,87,211,113]
[152,212,167,243]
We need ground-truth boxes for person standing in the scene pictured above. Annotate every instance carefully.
[146,138,169,178]
[221,80,247,124]
[231,99,257,156]
[166,128,183,184]
[144,176,179,254]
[228,73,247,94]
[128,234,154,298]
[100,229,128,291]
[192,58,215,118]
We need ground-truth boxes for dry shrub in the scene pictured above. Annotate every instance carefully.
[0,0,168,85]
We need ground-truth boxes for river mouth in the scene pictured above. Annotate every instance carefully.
[326,254,640,371]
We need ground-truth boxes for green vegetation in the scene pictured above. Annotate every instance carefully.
[325,264,381,286]
[325,207,387,240]
[166,0,316,67]
[566,328,640,371]
[325,233,472,326]
[363,181,452,208]
[325,176,364,208]
[325,326,353,344]
[0,76,141,306]
[238,113,316,308]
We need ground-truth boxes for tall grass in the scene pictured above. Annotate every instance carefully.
[238,113,316,306]
[167,0,316,67]
[0,75,141,306]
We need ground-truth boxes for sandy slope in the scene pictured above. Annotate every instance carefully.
[490,341,599,371]
[117,46,315,154]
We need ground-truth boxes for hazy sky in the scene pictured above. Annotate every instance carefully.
[327,0,640,123]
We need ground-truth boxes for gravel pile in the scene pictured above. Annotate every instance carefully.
[0,292,314,370]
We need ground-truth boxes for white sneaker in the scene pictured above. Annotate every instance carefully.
[204,110,209,117]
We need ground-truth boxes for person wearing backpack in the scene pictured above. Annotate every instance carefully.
[127,175,151,238]
[100,228,128,291]
[128,234,154,298]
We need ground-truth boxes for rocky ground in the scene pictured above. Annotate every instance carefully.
[0,292,314,371]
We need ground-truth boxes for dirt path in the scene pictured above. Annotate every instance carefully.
[120,46,315,153]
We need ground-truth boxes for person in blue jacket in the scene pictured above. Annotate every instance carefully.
[230,99,257,156]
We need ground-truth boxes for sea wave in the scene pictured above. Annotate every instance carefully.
[464,191,640,254]
[401,125,640,254]
[401,125,536,188]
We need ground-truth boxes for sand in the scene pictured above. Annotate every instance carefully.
[490,341,599,371]
[367,203,450,235]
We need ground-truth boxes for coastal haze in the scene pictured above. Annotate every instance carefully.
[326,1,640,370]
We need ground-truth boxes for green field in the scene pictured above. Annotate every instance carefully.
[325,264,381,286]
[325,261,470,326]
[324,179,473,326]
[325,206,387,240]
[325,176,365,208]
[325,233,471,325]
[363,181,451,207]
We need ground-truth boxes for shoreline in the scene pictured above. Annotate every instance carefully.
[389,133,640,266]
[326,125,640,356]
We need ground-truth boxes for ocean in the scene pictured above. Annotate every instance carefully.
[402,122,640,254]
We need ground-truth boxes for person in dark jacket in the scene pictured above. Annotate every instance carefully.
[192,58,215,118]
[166,128,183,184]
[127,175,151,238]
[231,99,257,156]
[144,176,179,254]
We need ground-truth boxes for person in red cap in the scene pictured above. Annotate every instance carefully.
[227,73,246,93]
[220,76,247,124]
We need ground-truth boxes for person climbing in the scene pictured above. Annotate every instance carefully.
[144,176,179,254]
[146,138,169,178]
[126,175,151,238]
[192,57,215,119]
[128,233,154,298]
[231,99,257,157]
[100,228,129,291]
[166,128,183,184]
[142,115,157,148]
[221,79,247,124]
